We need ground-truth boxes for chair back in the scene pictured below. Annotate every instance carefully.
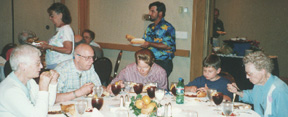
[219,71,235,83]
[93,57,112,86]
[1,43,17,60]
[112,50,123,78]
[4,60,12,77]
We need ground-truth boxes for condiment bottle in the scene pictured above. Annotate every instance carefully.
[120,95,124,108]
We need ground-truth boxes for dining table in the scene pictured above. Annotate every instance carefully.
[48,91,260,117]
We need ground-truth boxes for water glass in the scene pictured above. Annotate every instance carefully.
[222,101,233,116]
[124,81,132,93]
[94,86,103,98]
[155,88,165,104]
[207,89,217,105]
[76,99,88,115]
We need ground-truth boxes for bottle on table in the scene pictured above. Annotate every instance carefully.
[176,78,184,104]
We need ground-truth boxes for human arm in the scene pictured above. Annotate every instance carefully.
[184,86,198,92]
[141,41,171,50]
[40,41,73,54]
[227,83,244,97]
[47,70,59,105]
[55,83,94,103]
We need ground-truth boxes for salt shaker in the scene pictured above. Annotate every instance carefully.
[120,95,124,108]
[124,95,131,108]
[167,103,172,117]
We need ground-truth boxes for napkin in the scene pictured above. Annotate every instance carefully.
[91,108,104,117]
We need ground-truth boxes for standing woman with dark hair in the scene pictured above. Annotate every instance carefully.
[39,2,74,69]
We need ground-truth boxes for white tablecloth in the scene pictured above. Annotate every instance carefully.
[48,93,260,117]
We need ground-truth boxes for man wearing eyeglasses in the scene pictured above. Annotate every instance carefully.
[54,44,101,103]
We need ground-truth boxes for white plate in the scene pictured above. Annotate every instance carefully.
[233,102,252,110]
[130,44,142,46]
[218,112,240,117]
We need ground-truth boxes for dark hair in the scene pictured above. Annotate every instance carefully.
[203,54,221,70]
[135,49,155,67]
[215,8,220,15]
[149,1,166,17]
[47,2,72,24]
[82,29,95,40]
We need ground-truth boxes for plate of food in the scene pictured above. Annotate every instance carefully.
[233,102,252,110]
[218,112,240,117]
[130,38,145,46]
[184,91,207,98]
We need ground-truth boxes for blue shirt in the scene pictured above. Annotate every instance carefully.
[186,75,233,99]
[240,75,288,117]
[143,18,176,60]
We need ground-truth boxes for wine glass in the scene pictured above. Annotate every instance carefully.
[124,81,132,93]
[170,82,177,96]
[94,86,103,98]
[76,99,88,116]
[91,97,104,110]
[207,89,217,106]
[155,88,165,105]
[147,86,156,98]
[212,92,224,111]
[111,83,122,96]
[133,83,143,95]
[222,101,233,116]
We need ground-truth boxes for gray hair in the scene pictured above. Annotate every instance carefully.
[243,51,273,73]
[10,45,41,71]
[18,30,36,44]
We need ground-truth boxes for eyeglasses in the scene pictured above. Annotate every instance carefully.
[77,54,96,61]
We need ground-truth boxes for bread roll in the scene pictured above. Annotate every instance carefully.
[126,34,135,40]
[131,39,145,44]
[197,91,207,97]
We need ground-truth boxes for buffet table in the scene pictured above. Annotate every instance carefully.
[48,92,260,117]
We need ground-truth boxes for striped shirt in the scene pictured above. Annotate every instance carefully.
[55,59,101,93]
[111,63,167,89]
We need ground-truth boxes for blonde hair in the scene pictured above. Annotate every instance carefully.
[10,45,41,71]
[243,51,273,73]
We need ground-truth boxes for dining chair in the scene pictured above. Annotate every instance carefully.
[4,60,12,77]
[1,43,17,60]
[112,50,123,78]
[219,71,235,83]
[93,57,112,86]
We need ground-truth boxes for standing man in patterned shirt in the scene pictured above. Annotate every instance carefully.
[54,44,102,103]
[142,1,176,89]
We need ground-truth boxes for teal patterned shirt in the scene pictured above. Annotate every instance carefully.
[143,18,176,60]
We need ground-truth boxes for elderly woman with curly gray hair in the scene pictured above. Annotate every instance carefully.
[227,51,288,116]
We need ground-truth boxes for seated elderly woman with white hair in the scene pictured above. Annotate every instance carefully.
[0,45,59,116]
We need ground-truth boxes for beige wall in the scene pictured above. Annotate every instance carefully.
[89,0,193,84]
[216,0,288,77]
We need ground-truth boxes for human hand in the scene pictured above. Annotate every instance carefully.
[78,83,95,96]
[184,86,197,93]
[140,41,150,48]
[39,71,53,91]
[227,83,239,93]
[49,70,59,84]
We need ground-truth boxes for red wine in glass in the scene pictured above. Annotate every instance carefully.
[171,86,176,96]
[92,97,103,110]
[147,86,156,98]
[133,83,143,95]
[111,84,121,96]
[212,92,223,105]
